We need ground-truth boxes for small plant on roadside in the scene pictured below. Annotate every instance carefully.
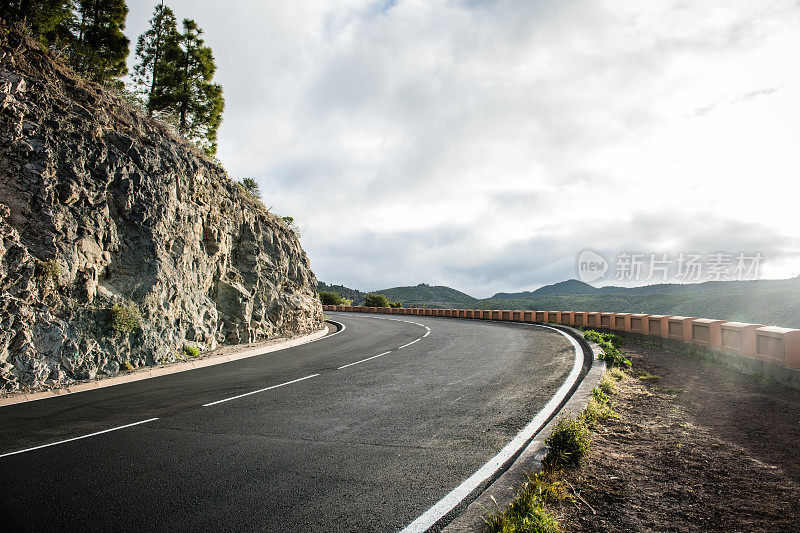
[484,470,564,533]
[120,361,134,371]
[543,416,590,468]
[638,372,661,382]
[583,381,619,427]
[608,366,628,381]
[183,345,200,358]
[598,373,617,396]
[583,329,631,368]
[108,303,141,336]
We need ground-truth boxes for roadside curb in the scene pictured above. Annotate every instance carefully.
[442,326,606,532]
[0,325,331,408]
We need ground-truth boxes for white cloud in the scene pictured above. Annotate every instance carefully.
[125,0,800,296]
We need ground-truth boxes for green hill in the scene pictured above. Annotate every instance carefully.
[375,283,478,309]
[321,278,800,328]
[478,278,800,328]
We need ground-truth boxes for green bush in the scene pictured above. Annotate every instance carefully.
[543,416,590,468]
[389,301,402,308]
[364,293,391,307]
[583,329,631,368]
[319,290,344,305]
[183,345,200,358]
[108,303,141,336]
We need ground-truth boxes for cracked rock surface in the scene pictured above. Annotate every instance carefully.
[0,29,323,393]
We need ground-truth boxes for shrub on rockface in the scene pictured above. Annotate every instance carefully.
[108,303,141,337]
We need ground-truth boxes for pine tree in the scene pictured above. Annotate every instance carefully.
[0,0,75,49]
[132,1,180,116]
[71,0,129,83]
[173,18,225,156]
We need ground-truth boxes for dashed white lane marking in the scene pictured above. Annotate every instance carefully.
[398,338,421,349]
[423,330,430,338]
[0,418,160,459]
[202,374,320,407]
[337,351,392,370]
[399,324,584,533]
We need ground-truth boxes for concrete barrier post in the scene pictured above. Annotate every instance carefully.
[523,311,534,322]
[720,322,761,357]
[755,326,792,365]
[573,312,586,327]
[691,318,724,348]
[783,329,800,369]
[612,313,631,332]
[535,311,546,322]
[629,314,649,334]
[667,316,694,342]
[560,312,573,326]
[647,315,670,338]
[586,312,600,328]
[599,312,613,329]
[547,311,561,324]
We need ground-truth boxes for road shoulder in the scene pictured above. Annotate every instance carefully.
[0,325,330,407]
[554,341,800,531]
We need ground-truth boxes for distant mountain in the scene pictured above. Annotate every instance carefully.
[375,284,478,309]
[479,277,800,328]
[322,277,800,329]
[492,279,597,298]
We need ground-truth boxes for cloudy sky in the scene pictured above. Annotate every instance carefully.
[124,0,800,297]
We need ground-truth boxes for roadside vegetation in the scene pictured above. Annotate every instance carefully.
[319,290,352,306]
[582,329,631,368]
[364,292,402,308]
[485,330,628,533]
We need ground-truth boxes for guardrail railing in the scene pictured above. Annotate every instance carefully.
[322,305,800,372]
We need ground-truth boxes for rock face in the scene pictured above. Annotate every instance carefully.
[0,30,323,392]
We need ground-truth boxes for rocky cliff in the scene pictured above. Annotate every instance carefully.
[0,29,323,393]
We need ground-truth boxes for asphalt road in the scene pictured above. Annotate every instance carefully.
[0,313,578,532]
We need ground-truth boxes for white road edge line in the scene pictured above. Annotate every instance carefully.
[305,320,346,343]
[0,417,160,459]
[337,351,392,370]
[423,330,430,338]
[399,324,584,533]
[398,338,421,349]
[203,374,320,407]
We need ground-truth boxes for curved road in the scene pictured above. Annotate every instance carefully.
[0,312,579,532]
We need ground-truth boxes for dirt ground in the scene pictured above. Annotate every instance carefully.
[554,342,800,532]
